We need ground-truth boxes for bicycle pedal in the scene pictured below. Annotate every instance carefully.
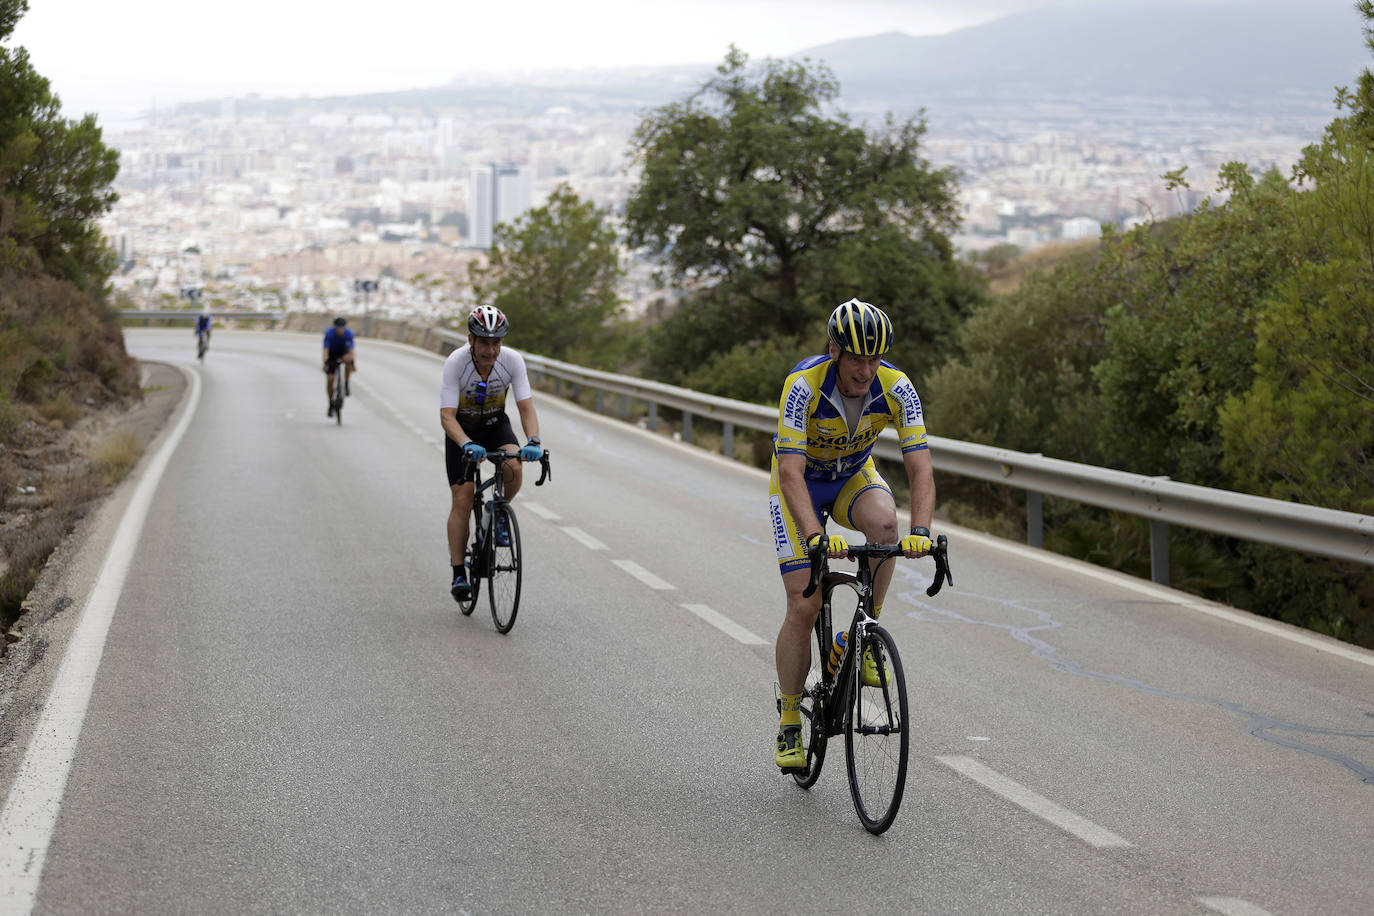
[779,765,809,776]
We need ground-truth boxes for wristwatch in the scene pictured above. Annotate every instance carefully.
[527,436,541,445]
[910,526,930,537]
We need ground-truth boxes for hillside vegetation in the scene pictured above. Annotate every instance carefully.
[479,23,1373,647]
[0,0,139,630]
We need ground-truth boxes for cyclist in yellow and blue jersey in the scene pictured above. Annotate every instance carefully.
[771,298,936,770]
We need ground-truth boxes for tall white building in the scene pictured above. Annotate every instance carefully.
[468,164,534,249]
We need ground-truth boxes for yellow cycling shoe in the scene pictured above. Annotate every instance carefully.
[861,647,889,688]
[775,726,805,769]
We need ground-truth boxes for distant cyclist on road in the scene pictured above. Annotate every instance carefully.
[195,311,211,352]
[440,305,545,602]
[770,298,936,770]
[322,316,356,417]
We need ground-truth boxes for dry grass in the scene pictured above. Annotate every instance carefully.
[985,239,1101,296]
[90,430,144,487]
[36,393,83,429]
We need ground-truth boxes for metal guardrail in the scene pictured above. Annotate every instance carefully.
[117,309,283,326]
[432,332,1372,585]
[127,312,1371,585]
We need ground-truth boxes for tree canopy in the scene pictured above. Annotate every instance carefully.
[0,0,120,292]
[468,184,633,368]
[624,47,982,398]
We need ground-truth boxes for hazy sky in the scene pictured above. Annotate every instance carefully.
[5,0,1346,125]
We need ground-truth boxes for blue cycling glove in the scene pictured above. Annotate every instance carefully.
[519,439,544,461]
[462,441,486,463]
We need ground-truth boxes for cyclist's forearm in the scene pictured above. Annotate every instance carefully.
[515,397,539,441]
[439,409,468,445]
[778,456,823,540]
[903,449,935,529]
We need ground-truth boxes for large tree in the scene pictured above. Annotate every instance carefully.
[468,183,630,367]
[624,47,980,395]
[0,0,119,292]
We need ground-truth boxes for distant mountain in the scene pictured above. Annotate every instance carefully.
[795,1,1368,110]
[174,1,1367,119]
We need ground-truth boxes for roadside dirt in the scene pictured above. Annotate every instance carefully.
[1,361,185,642]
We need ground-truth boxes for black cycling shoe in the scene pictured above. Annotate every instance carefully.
[450,574,471,602]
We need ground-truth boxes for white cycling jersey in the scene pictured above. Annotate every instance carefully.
[439,344,532,426]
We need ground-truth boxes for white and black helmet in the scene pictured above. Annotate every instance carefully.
[467,304,509,338]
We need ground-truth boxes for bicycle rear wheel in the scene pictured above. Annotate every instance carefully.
[487,503,521,633]
[332,371,344,425]
[792,604,833,789]
[844,624,909,835]
[457,512,483,616]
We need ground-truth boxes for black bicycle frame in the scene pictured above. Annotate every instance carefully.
[802,536,952,737]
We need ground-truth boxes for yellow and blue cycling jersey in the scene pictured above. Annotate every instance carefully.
[773,354,928,480]
[768,354,928,574]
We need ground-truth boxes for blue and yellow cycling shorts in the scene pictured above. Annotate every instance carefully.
[768,455,892,576]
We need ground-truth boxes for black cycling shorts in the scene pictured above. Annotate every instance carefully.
[445,414,518,486]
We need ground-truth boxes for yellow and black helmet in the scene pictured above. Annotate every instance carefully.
[827,298,892,357]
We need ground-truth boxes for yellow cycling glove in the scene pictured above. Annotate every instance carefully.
[900,526,933,556]
[806,532,849,557]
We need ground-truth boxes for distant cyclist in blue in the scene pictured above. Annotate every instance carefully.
[194,312,211,351]
[322,316,356,417]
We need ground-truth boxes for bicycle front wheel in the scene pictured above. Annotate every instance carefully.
[488,503,522,633]
[844,624,909,835]
[793,610,832,789]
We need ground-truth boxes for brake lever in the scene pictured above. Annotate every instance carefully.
[926,534,953,597]
[535,451,552,486]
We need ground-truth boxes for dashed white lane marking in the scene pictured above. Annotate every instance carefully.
[613,560,675,591]
[936,755,1132,849]
[681,604,768,645]
[1196,898,1273,916]
[561,527,608,551]
[0,366,202,912]
[523,503,560,520]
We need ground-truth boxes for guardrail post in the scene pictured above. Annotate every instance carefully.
[648,403,658,432]
[682,411,693,444]
[1027,491,1043,548]
[1150,520,1170,587]
[619,394,629,419]
[596,390,605,414]
[723,422,735,459]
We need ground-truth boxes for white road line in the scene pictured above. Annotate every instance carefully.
[613,560,675,590]
[561,526,608,551]
[522,503,560,521]
[1197,898,1274,916]
[681,604,768,645]
[936,755,1132,849]
[0,366,202,912]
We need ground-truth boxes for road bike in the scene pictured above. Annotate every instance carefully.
[455,449,552,633]
[326,359,345,424]
[782,532,952,834]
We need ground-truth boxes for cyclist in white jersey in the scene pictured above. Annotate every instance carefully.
[439,305,545,602]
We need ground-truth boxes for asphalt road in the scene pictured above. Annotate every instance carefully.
[0,328,1370,915]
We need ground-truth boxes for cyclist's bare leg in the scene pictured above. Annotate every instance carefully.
[499,453,525,500]
[849,487,900,611]
[776,567,822,697]
[343,352,356,387]
[325,368,334,400]
[447,481,476,564]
